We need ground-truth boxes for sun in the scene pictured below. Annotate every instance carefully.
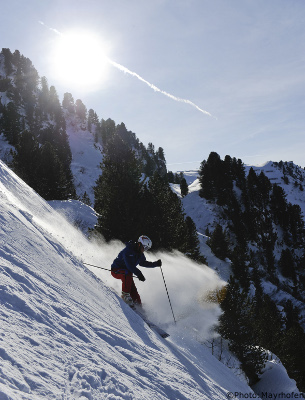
[50,30,110,91]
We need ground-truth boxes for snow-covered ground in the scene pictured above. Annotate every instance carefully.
[65,112,103,204]
[0,159,257,399]
[252,352,299,396]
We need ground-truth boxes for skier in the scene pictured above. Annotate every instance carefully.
[111,235,162,306]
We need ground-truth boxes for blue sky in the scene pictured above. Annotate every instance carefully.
[1,0,305,171]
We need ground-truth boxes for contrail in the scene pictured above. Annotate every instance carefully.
[108,58,213,117]
[39,21,62,36]
[39,22,214,117]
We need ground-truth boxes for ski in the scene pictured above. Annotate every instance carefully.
[131,306,170,338]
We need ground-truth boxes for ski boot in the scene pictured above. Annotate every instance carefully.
[121,291,134,306]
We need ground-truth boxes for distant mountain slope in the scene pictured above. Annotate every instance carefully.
[181,161,305,237]
[244,161,305,213]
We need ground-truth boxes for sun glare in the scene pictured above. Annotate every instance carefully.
[51,30,110,91]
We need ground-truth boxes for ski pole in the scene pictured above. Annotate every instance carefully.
[160,265,176,324]
[83,262,111,272]
[83,262,139,279]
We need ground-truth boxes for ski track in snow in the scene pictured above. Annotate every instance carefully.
[0,159,255,399]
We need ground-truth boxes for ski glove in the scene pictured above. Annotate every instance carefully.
[137,271,146,282]
[155,259,162,267]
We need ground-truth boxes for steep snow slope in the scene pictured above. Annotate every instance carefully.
[65,111,103,204]
[0,159,255,399]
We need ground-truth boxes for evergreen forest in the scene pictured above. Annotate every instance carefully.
[199,152,305,389]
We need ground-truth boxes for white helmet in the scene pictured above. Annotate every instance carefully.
[138,235,152,251]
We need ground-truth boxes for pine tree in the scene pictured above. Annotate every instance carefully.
[279,248,296,280]
[231,157,246,189]
[257,171,272,210]
[261,230,276,278]
[36,142,68,200]
[0,102,21,145]
[198,152,233,205]
[226,195,248,249]
[199,153,219,200]
[48,86,61,118]
[88,109,99,133]
[38,76,50,116]
[184,216,206,263]
[287,204,305,247]
[270,184,288,227]
[75,99,87,120]
[12,130,40,189]
[174,172,184,184]
[2,48,13,76]
[207,224,230,260]
[38,124,75,200]
[180,177,189,197]
[218,277,266,385]
[94,134,142,242]
[167,171,175,183]
[143,154,156,177]
[100,118,115,145]
[230,246,250,290]
[62,93,75,113]
[147,142,155,155]
[156,147,165,161]
[250,262,263,299]
[243,168,261,236]
[278,325,305,392]
[253,294,283,351]
[145,172,186,250]
[283,299,300,331]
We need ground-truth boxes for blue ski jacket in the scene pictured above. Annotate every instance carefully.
[111,241,158,278]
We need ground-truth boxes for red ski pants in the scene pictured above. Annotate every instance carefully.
[111,270,142,304]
